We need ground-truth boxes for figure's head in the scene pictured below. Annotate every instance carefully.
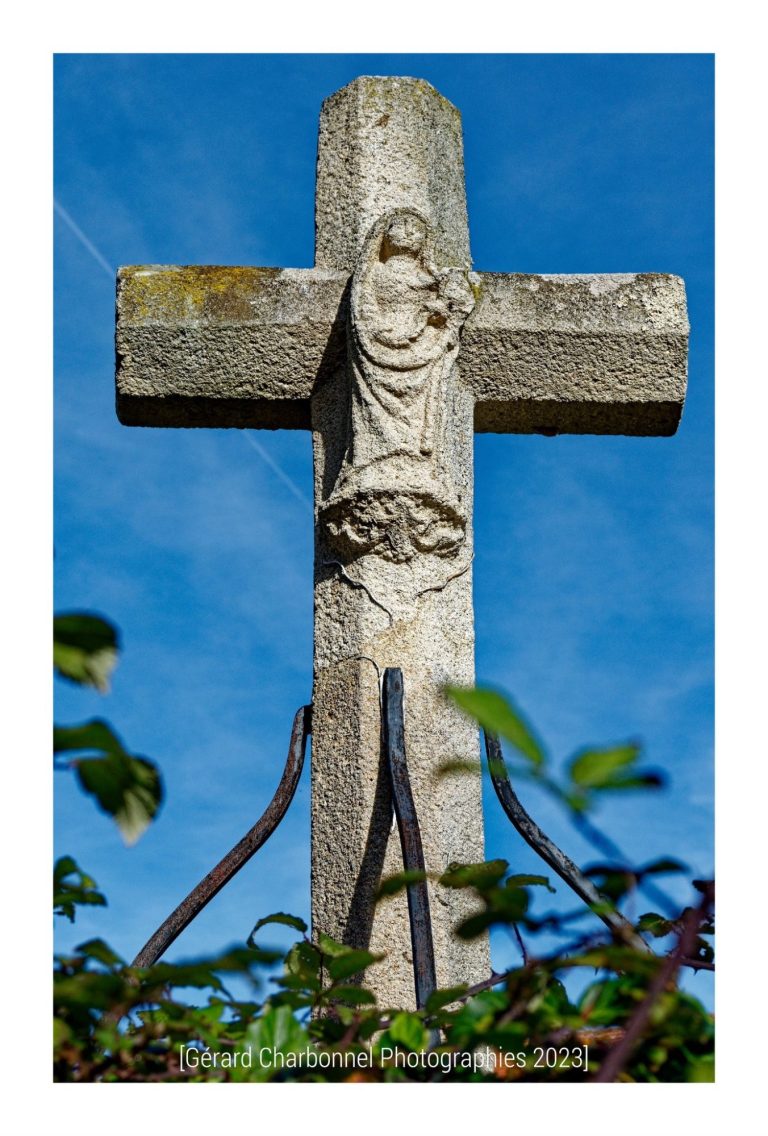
[382,212,427,258]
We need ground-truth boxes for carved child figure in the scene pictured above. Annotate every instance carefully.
[362,212,452,361]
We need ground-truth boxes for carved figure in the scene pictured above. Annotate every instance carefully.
[322,209,475,564]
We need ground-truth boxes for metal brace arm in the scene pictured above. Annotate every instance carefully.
[132,704,311,967]
[382,668,438,1011]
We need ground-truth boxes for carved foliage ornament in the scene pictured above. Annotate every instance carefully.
[322,209,476,566]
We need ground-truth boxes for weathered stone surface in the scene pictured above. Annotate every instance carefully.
[117,267,687,435]
[114,75,689,1011]
[116,266,348,428]
[466,272,689,435]
[315,76,471,273]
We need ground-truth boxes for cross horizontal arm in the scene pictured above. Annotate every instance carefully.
[116,265,688,437]
[116,265,348,428]
[464,271,689,436]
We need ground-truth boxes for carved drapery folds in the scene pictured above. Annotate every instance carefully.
[321,209,475,597]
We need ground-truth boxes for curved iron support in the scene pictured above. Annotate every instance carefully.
[132,704,312,968]
[483,730,647,951]
[382,668,438,1011]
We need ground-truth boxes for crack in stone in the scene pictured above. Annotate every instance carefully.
[320,559,395,625]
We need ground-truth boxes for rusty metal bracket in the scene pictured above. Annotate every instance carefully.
[382,667,438,1012]
[483,730,646,950]
[132,704,311,968]
[129,676,643,999]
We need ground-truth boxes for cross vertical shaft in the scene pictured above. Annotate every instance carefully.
[310,77,489,1005]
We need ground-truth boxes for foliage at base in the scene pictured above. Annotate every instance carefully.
[54,863,714,1083]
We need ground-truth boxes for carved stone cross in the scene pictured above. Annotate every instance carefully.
[116,76,688,1008]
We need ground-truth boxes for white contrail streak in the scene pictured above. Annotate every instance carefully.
[53,201,311,513]
[243,432,312,510]
[54,198,114,279]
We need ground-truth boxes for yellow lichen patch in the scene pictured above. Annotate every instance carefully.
[355,74,459,120]
[118,265,281,325]
[468,274,484,304]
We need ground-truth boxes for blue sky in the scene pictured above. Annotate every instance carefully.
[54,54,713,1003]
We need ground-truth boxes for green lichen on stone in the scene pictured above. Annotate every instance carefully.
[351,74,459,121]
[468,275,483,304]
[118,265,281,325]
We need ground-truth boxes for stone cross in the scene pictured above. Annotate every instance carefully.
[116,76,688,1008]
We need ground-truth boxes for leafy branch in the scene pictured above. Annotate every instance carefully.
[54,612,162,843]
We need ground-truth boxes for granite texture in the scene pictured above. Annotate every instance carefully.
[117,268,687,435]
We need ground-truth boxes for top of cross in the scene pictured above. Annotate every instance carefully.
[116,76,687,439]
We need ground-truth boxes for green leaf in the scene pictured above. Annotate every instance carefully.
[54,612,120,691]
[591,771,665,793]
[440,860,509,891]
[638,857,687,877]
[247,1003,309,1049]
[388,1011,428,1052]
[457,886,529,939]
[53,717,162,845]
[425,985,468,1013]
[53,855,79,881]
[327,985,377,1006]
[583,863,638,902]
[317,933,352,958]
[436,758,483,777]
[449,989,508,1036]
[636,912,675,938]
[328,949,381,982]
[376,869,428,899]
[506,873,555,893]
[54,718,162,842]
[54,719,125,757]
[496,886,531,919]
[76,751,163,845]
[54,970,128,1013]
[693,939,715,964]
[284,940,321,983]
[269,989,314,1012]
[240,1006,311,1081]
[578,977,634,1025]
[138,948,271,991]
[310,1015,352,1046]
[568,946,659,977]
[568,744,640,788]
[445,687,545,768]
[75,938,125,969]
[241,946,284,966]
[53,856,107,922]
[53,1017,73,1050]
[687,1055,715,1083]
[274,973,320,993]
[456,911,495,939]
[247,912,307,946]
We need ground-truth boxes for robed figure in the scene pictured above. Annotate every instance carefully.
[322,209,476,566]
